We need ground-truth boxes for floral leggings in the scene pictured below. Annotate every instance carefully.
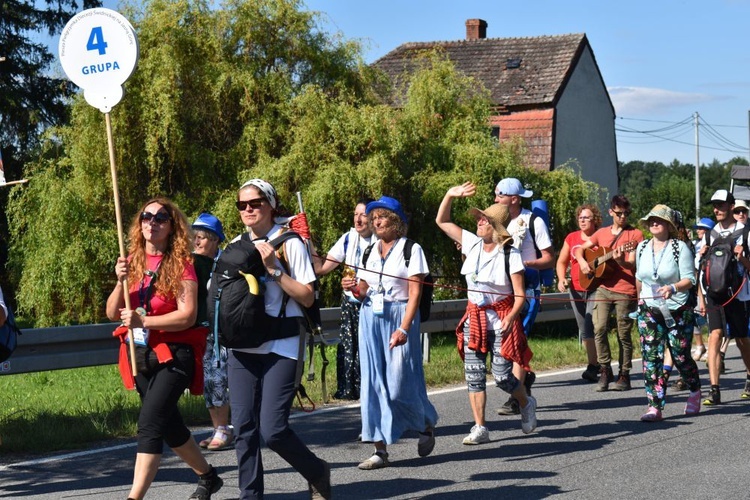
[637,306,701,410]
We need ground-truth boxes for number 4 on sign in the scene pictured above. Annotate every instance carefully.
[87,26,108,55]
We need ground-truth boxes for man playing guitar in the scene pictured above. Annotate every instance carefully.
[574,195,644,392]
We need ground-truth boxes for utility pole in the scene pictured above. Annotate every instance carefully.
[695,111,700,223]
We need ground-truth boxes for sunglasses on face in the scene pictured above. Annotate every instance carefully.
[140,211,171,224]
[734,210,749,215]
[236,198,265,211]
[612,210,631,218]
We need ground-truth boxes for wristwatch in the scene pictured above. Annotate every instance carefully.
[269,268,283,281]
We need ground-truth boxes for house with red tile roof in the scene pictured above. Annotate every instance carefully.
[373,19,618,198]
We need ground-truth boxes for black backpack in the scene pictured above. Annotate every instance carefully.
[699,227,748,299]
[0,302,22,363]
[208,231,304,349]
[362,239,433,322]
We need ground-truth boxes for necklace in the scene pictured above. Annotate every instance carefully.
[651,238,670,281]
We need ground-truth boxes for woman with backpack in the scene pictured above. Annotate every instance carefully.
[106,198,223,500]
[435,182,536,446]
[227,179,331,500]
[343,195,438,470]
[634,204,700,422]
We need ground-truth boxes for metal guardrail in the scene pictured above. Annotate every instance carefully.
[0,293,574,376]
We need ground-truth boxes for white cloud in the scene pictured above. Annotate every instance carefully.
[608,86,717,116]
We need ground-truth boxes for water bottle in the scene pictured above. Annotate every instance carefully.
[652,284,675,328]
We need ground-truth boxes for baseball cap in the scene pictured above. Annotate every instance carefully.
[710,189,735,204]
[365,196,408,224]
[733,200,749,212]
[494,178,533,198]
[192,212,225,242]
[692,217,715,231]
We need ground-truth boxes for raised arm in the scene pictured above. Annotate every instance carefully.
[435,182,476,244]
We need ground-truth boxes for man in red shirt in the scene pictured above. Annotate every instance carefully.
[574,195,644,391]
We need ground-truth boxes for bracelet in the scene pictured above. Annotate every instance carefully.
[396,327,408,335]
[670,284,677,293]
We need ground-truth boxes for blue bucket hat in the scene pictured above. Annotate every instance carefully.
[366,196,408,225]
[192,212,225,242]
[692,217,715,231]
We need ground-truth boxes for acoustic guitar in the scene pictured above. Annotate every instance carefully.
[578,241,636,291]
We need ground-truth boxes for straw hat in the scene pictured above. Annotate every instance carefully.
[469,203,512,245]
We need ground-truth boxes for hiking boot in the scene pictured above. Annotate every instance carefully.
[462,425,490,445]
[189,465,223,500]
[520,396,538,434]
[309,460,331,500]
[703,387,721,406]
[611,372,631,391]
[596,365,614,392]
[581,364,600,382]
[497,396,520,415]
[524,371,536,395]
[741,380,750,399]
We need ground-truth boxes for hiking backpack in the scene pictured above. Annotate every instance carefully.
[699,227,748,299]
[0,302,22,363]
[207,231,306,349]
[362,239,434,322]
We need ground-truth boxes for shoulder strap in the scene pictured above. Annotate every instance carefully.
[637,239,650,261]
[269,230,303,248]
[403,238,415,267]
[529,213,540,255]
[362,242,376,267]
[504,244,511,282]
[343,232,349,256]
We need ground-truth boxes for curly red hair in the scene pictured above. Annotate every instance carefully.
[126,197,193,300]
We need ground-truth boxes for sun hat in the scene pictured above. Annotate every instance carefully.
[469,203,512,245]
[192,212,225,242]
[710,189,735,205]
[733,200,748,212]
[494,178,533,198]
[692,217,716,231]
[240,179,279,209]
[640,204,676,233]
[366,196,408,224]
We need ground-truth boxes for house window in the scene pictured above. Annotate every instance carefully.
[506,58,522,69]
[491,126,500,140]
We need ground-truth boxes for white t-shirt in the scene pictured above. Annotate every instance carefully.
[232,225,316,359]
[0,286,7,321]
[326,228,378,300]
[360,237,429,301]
[507,208,552,263]
[460,230,524,330]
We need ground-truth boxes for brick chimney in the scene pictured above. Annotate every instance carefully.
[465,19,488,40]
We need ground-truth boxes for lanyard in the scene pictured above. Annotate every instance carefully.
[471,241,499,282]
[353,235,362,266]
[650,239,670,281]
[377,241,396,292]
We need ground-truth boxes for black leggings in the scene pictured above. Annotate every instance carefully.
[134,344,195,454]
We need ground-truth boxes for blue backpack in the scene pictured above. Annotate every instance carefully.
[0,304,22,363]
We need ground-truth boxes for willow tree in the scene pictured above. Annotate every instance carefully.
[8,0,369,325]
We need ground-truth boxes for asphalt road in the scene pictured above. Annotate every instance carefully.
[2,345,750,499]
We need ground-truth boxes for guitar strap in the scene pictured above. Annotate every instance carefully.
[610,224,629,248]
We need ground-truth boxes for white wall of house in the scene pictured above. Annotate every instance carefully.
[554,45,619,202]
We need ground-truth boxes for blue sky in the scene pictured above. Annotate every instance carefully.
[299,0,750,166]
[88,0,750,166]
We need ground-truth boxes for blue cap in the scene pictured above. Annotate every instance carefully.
[192,212,225,242]
[693,217,715,231]
[366,196,408,224]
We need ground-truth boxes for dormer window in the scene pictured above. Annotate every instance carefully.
[506,58,522,69]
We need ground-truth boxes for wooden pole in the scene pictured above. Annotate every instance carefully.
[105,112,137,376]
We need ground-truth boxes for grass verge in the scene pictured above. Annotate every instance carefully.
[0,323,641,455]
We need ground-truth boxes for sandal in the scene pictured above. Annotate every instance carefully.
[199,429,216,449]
[206,426,234,451]
[358,451,389,470]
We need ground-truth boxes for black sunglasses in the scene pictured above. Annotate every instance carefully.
[140,211,171,224]
[236,199,265,211]
[612,210,631,217]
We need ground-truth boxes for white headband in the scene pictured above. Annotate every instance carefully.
[240,179,278,209]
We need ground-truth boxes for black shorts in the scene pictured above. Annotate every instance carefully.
[706,295,749,338]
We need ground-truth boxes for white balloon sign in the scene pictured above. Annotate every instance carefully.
[58,8,139,112]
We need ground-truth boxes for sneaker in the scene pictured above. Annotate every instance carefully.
[206,425,234,451]
[611,372,631,391]
[462,425,490,445]
[741,380,750,399]
[703,388,721,406]
[691,344,707,361]
[581,364,600,382]
[417,429,436,457]
[684,390,701,415]
[309,460,331,500]
[639,407,663,422]
[497,396,520,415]
[672,379,688,391]
[520,396,537,434]
[699,351,708,362]
[358,451,389,470]
[524,371,536,395]
[188,465,223,500]
[596,365,614,392]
